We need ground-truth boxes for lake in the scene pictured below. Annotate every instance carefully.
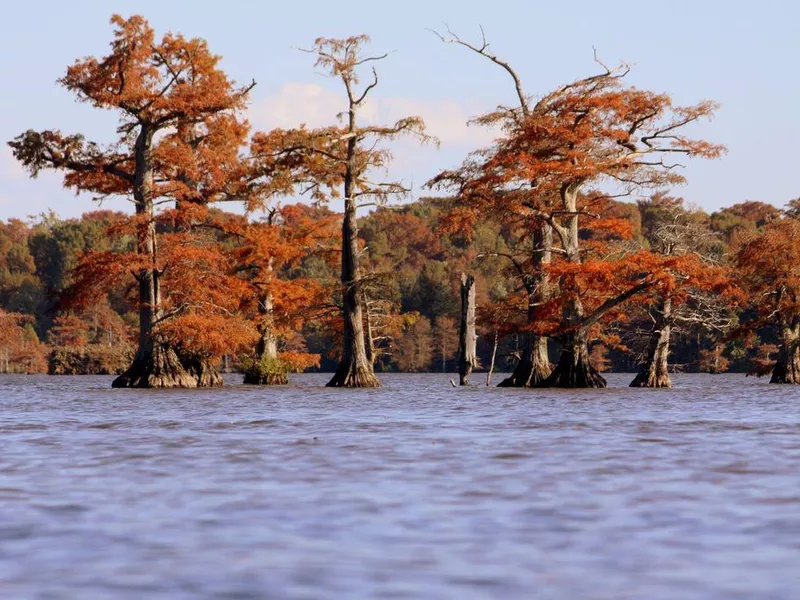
[1,373,799,599]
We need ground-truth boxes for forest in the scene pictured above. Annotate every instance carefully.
[1,15,798,388]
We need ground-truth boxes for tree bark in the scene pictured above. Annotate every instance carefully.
[363,288,377,367]
[326,195,380,387]
[113,339,198,388]
[540,192,605,388]
[771,321,800,384]
[180,354,224,387]
[458,273,478,385]
[630,298,672,388]
[486,330,499,386]
[539,185,609,387]
[243,289,288,385]
[113,125,197,388]
[498,334,552,387]
[542,189,605,391]
[499,221,552,387]
[541,328,607,388]
[326,88,380,388]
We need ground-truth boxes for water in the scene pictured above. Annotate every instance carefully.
[1,373,799,599]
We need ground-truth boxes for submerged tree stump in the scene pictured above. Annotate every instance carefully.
[630,298,672,388]
[457,273,478,385]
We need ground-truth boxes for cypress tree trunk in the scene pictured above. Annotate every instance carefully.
[542,196,605,392]
[770,322,800,384]
[539,185,600,388]
[326,87,379,388]
[541,329,606,388]
[363,288,377,367]
[457,273,478,385]
[326,195,380,387]
[485,330,499,386]
[113,125,196,388]
[180,354,224,387]
[630,298,672,388]
[498,333,551,387]
[243,289,287,385]
[499,222,552,387]
[113,339,198,388]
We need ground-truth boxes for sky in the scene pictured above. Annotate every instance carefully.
[0,0,798,220]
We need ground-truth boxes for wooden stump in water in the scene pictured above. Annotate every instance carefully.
[457,273,478,386]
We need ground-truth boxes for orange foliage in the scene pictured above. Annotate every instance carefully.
[0,310,47,373]
[9,15,259,374]
[431,54,725,357]
[736,217,800,328]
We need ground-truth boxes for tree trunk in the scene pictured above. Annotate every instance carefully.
[770,322,800,384]
[327,94,379,388]
[326,195,380,387]
[486,330,499,386]
[630,298,672,388]
[458,273,478,385]
[363,288,377,367]
[541,329,606,388]
[181,354,224,387]
[499,221,553,387]
[113,125,196,388]
[542,211,605,389]
[113,338,198,388]
[243,289,288,385]
[498,334,551,387]
[539,185,607,388]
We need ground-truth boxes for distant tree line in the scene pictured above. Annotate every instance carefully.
[0,196,794,383]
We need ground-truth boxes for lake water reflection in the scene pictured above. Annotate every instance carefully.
[1,373,799,599]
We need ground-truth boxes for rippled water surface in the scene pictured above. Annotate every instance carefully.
[1,373,800,599]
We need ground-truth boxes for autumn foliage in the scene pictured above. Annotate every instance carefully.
[3,15,797,389]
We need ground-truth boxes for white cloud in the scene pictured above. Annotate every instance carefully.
[249,83,498,147]
[246,83,504,200]
[377,97,498,146]
[249,83,346,130]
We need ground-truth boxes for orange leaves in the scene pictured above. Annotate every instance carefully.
[539,248,739,335]
[66,249,135,309]
[62,15,250,127]
[736,217,800,323]
[66,206,258,359]
[161,313,257,359]
[428,51,727,352]
[278,351,321,373]
[437,205,480,239]
[477,292,530,337]
[0,309,47,373]
[47,314,90,347]
[493,81,722,191]
[10,15,254,207]
[227,204,339,356]
[431,62,724,231]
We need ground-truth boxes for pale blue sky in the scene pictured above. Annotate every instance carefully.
[1,0,797,219]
